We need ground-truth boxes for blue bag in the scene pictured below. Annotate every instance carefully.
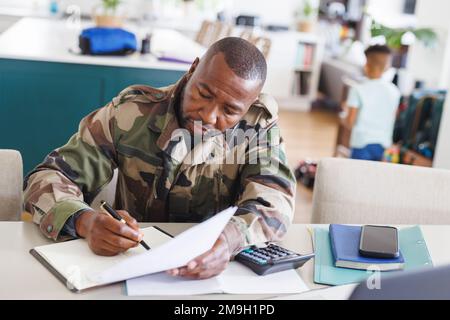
[79,27,137,55]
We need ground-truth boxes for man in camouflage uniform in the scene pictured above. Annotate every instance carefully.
[23,37,296,279]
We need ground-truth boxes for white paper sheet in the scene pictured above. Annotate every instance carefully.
[126,261,310,296]
[88,206,237,285]
[218,262,309,295]
[268,284,358,300]
[126,272,223,296]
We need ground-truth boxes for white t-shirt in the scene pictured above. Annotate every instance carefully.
[346,78,401,148]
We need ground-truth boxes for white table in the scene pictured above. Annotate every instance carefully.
[1,222,450,300]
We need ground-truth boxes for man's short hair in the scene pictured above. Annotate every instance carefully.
[206,37,267,84]
[364,44,391,57]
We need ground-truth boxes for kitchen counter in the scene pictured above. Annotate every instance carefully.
[0,17,206,71]
[0,17,203,173]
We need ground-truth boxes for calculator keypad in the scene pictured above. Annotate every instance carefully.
[239,244,299,264]
[235,243,315,275]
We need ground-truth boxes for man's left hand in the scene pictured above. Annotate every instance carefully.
[166,233,231,279]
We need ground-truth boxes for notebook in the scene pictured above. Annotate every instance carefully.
[30,226,171,292]
[329,224,405,271]
[314,225,433,286]
[30,206,236,292]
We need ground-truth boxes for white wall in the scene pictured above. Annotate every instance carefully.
[228,0,304,26]
[433,58,450,169]
[434,90,450,169]
[0,0,145,18]
[0,0,314,26]
[407,0,450,89]
[66,0,312,26]
[366,0,415,28]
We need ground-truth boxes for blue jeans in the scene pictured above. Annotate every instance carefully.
[351,144,385,161]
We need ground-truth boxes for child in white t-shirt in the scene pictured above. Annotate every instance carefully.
[344,45,401,161]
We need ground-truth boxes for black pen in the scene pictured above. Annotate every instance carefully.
[100,200,151,250]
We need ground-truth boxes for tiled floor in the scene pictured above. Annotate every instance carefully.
[278,110,339,223]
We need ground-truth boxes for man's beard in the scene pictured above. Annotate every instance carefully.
[184,118,222,139]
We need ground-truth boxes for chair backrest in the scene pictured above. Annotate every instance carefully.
[211,21,233,43]
[195,20,213,46]
[196,20,234,47]
[0,150,23,221]
[239,28,256,43]
[252,36,272,59]
[312,157,450,224]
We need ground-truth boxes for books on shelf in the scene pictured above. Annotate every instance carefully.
[295,42,315,70]
[293,42,315,96]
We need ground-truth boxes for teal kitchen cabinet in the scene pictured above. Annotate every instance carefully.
[0,59,184,173]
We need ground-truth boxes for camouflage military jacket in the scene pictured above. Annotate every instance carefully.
[23,75,296,254]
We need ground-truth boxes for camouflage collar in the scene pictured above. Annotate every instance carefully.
[147,74,187,135]
[145,74,195,163]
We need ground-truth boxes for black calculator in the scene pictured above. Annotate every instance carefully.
[235,243,315,276]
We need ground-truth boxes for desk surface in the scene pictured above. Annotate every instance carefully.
[0,17,206,71]
[2,222,450,300]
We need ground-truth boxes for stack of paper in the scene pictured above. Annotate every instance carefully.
[126,261,309,296]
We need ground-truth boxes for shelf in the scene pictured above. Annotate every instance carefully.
[295,67,313,72]
[262,30,324,110]
[294,95,311,100]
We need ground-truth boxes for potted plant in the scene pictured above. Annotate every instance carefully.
[295,0,318,33]
[93,0,125,28]
[370,21,437,68]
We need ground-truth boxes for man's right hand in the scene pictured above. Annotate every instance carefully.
[75,210,143,256]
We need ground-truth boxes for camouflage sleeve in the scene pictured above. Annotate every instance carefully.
[223,124,296,255]
[23,96,121,241]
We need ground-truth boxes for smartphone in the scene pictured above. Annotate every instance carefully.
[359,225,399,259]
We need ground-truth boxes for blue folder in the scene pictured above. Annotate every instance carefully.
[314,226,433,286]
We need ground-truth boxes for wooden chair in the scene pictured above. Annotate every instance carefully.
[196,21,234,47]
[211,21,233,43]
[195,20,215,46]
[252,36,272,59]
[239,28,256,43]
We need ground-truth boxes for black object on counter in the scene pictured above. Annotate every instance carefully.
[235,15,260,27]
[141,33,152,54]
